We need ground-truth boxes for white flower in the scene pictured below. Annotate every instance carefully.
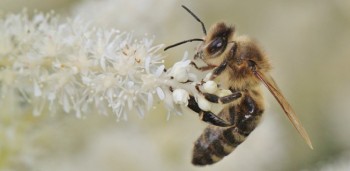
[0,11,167,120]
[217,89,232,97]
[202,80,218,94]
[197,95,211,111]
[167,52,197,83]
[172,89,190,106]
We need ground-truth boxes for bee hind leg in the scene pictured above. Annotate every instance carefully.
[187,95,233,127]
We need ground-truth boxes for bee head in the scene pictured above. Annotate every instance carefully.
[200,23,235,61]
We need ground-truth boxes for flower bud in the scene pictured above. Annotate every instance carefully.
[197,95,211,111]
[202,80,218,94]
[172,89,190,106]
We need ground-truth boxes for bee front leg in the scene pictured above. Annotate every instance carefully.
[187,95,232,127]
[209,59,228,80]
[190,61,216,71]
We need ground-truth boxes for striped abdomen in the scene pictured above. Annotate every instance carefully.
[192,94,264,165]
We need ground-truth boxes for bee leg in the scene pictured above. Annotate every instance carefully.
[202,92,242,104]
[187,95,232,127]
[236,96,262,136]
[209,60,228,80]
[190,61,216,71]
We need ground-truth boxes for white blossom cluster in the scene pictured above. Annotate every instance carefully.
[0,11,221,120]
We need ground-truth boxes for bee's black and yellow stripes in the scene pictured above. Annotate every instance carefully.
[192,95,264,165]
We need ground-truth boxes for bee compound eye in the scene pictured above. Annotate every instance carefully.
[208,37,225,55]
[214,39,223,48]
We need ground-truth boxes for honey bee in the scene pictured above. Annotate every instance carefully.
[165,5,313,165]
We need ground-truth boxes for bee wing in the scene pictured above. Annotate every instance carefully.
[254,71,313,149]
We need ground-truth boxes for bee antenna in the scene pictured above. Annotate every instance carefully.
[181,5,207,35]
[164,38,204,51]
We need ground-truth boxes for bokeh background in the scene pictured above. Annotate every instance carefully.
[1,0,350,170]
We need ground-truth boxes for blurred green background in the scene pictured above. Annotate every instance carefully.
[1,0,350,170]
